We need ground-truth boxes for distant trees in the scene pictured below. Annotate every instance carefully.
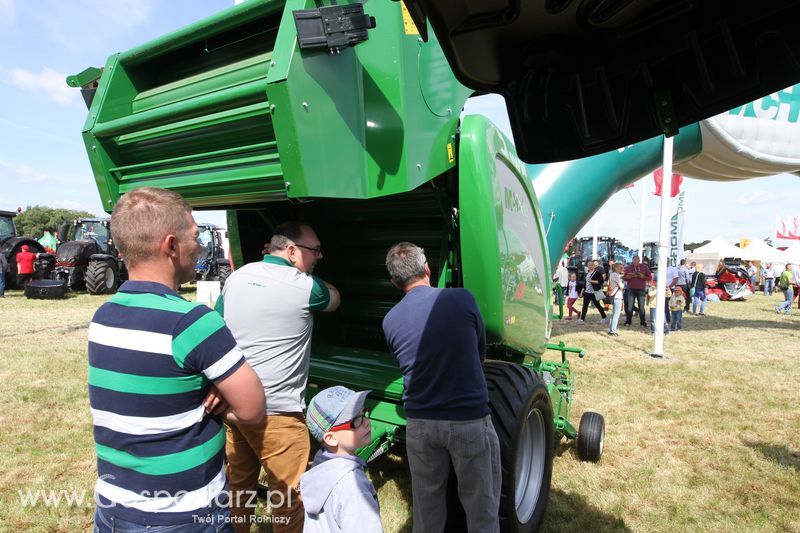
[14,206,95,238]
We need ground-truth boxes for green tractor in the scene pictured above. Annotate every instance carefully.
[53,218,127,294]
[69,1,800,529]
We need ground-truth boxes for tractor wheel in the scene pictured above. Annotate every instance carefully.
[484,361,554,533]
[85,260,118,295]
[217,264,232,289]
[577,411,605,462]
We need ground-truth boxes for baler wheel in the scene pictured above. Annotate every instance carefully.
[577,411,605,462]
[484,361,554,533]
[85,260,118,295]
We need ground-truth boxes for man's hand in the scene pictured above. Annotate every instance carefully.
[203,385,229,415]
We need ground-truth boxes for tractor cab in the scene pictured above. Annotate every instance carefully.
[195,224,231,287]
[54,218,125,294]
[567,236,630,281]
[0,211,15,243]
[58,218,112,254]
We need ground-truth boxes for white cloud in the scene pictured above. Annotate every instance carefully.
[0,0,14,24]
[736,190,778,206]
[0,159,84,185]
[52,199,89,211]
[7,67,79,106]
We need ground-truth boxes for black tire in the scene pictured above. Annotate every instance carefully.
[25,279,67,299]
[484,361,554,533]
[216,264,232,288]
[85,260,118,295]
[577,411,605,462]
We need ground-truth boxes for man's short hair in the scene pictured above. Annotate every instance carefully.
[111,187,193,268]
[270,221,311,251]
[386,242,426,288]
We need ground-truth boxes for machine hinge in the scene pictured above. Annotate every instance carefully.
[293,4,376,54]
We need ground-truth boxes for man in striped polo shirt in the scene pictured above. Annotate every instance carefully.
[89,187,264,531]
[217,221,340,532]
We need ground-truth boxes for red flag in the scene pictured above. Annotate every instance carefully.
[777,216,800,240]
[623,182,635,189]
[653,168,683,197]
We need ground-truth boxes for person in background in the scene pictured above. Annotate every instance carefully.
[776,263,794,315]
[578,260,607,324]
[746,261,757,291]
[553,259,569,312]
[762,262,776,296]
[677,259,692,312]
[0,252,7,297]
[691,268,707,316]
[647,276,671,336]
[565,272,581,321]
[792,262,800,310]
[623,256,650,328]
[663,263,679,326]
[38,228,57,254]
[16,244,36,287]
[669,287,686,332]
[607,262,625,336]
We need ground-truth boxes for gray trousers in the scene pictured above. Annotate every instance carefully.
[406,415,501,533]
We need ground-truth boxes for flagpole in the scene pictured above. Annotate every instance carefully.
[638,176,646,260]
[592,216,599,260]
[652,136,673,358]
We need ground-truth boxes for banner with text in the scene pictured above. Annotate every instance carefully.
[668,191,687,267]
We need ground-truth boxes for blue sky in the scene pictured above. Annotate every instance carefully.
[1,1,797,248]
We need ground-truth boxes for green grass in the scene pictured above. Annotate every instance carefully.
[1,290,798,532]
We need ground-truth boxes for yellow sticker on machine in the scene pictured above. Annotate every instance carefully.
[447,142,455,164]
[401,2,420,35]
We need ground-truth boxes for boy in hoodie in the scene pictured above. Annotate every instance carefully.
[300,386,382,533]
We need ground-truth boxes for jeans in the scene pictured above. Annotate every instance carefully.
[406,415,501,533]
[764,278,774,296]
[670,310,683,331]
[95,505,232,532]
[777,287,794,313]
[692,289,706,314]
[649,308,670,335]
[625,288,646,325]
[749,275,756,290]
[609,298,622,333]
[0,272,4,296]
[225,414,309,533]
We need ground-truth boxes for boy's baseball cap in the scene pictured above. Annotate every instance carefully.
[306,386,371,442]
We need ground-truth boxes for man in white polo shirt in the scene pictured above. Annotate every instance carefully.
[217,221,341,533]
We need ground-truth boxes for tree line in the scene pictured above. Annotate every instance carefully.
[12,206,95,238]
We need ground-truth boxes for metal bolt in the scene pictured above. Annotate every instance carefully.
[416,163,422,171]
[302,102,308,110]
[285,181,291,190]
[447,108,452,115]
[269,104,276,113]
[271,61,276,67]
[665,117,673,124]
[92,145,97,151]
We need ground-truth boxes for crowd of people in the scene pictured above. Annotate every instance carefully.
[88,187,500,532]
[554,256,712,336]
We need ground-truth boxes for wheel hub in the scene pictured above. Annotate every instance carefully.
[515,407,546,522]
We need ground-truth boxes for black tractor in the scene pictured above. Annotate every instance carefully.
[195,223,231,287]
[1,210,53,289]
[53,218,127,295]
[566,236,632,281]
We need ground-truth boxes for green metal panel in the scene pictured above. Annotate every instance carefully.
[459,115,551,355]
[266,0,471,199]
[529,125,703,271]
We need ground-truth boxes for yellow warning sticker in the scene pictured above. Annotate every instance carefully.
[401,2,420,35]
[447,142,455,164]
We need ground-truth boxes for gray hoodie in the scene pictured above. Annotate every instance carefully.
[299,449,382,533]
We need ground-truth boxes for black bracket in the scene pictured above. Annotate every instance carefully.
[293,4,376,54]
[654,89,679,138]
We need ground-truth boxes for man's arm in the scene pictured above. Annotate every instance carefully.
[310,276,341,312]
[212,364,264,424]
[324,281,341,311]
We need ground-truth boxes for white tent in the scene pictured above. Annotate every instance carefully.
[782,242,800,263]
[686,236,744,274]
[740,240,785,263]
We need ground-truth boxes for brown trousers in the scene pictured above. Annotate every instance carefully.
[226,414,310,533]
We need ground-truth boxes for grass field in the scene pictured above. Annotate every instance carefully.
[1,289,798,532]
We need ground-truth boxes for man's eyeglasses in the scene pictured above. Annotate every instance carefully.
[293,243,322,256]
[330,409,370,432]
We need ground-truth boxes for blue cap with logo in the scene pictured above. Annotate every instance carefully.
[306,386,371,442]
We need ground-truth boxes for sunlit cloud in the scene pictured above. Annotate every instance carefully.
[7,66,79,106]
[736,190,778,206]
[0,159,85,185]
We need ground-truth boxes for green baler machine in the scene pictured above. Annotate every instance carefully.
[70,1,601,530]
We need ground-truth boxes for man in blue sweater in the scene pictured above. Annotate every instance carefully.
[382,242,500,533]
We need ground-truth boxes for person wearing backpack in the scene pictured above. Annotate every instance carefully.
[776,263,794,315]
